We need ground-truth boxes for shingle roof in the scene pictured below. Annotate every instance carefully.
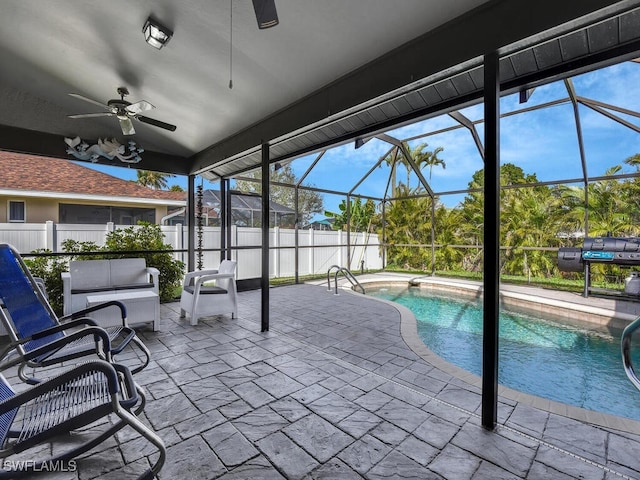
[0,152,186,201]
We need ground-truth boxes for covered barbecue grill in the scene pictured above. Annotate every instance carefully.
[558,236,640,297]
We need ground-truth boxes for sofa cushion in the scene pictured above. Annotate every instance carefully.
[109,258,149,286]
[70,286,114,294]
[114,283,155,291]
[68,260,111,290]
[184,286,228,295]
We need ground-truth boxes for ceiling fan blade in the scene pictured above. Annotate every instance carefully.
[126,100,155,115]
[119,117,136,135]
[252,0,279,29]
[137,115,177,132]
[69,93,110,110]
[68,112,115,119]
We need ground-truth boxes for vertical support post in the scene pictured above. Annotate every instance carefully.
[482,51,500,431]
[261,143,270,332]
[187,175,196,272]
[220,177,227,262]
[225,179,233,260]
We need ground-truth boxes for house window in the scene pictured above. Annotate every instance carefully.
[8,201,25,222]
[59,204,155,224]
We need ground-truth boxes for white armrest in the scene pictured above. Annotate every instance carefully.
[194,273,234,286]
[183,269,218,287]
[61,271,72,316]
[146,267,160,293]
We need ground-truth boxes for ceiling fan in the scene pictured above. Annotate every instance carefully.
[68,87,177,135]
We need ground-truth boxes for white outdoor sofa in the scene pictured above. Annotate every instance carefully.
[62,258,160,330]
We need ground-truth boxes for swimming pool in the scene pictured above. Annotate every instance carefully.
[368,284,640,422]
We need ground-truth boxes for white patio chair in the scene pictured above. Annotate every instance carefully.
[179,260,238,325]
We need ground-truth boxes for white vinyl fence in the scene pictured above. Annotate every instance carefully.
[0,222,382,279]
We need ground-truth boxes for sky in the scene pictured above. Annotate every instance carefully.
[83,59,640,222]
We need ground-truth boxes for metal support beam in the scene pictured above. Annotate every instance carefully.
[225,179,233,259]
[564,78,590,236]
[261,143,270,332]
[482,51,500,431]
[187,175,196,272]
[578,97,640,133]
[449,110,485,161]
[376,133,435,198]
[220,178,227,262]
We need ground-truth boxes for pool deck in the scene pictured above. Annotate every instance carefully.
[7,274,640,479]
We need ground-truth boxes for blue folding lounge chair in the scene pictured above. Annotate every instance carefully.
[0,244,150,382]
[0,360,165,479]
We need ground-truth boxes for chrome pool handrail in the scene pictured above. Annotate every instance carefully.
[327,265,365,295]
[622,315,640,391]
[327,265,341,291]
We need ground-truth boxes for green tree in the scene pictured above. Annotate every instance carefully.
[381,185,433,269]
[558,166,633,237]
[24,252,69,315]
[457,163,559,277]
[234,164,323,225]
[415,144,445,181]
[325,198,377,232]
[136,170,175,190]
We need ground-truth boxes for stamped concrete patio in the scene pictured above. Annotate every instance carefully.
[10,278,640,479]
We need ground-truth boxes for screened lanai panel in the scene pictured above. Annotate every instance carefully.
[572,61,640,177]
[580,105,640,177]
[500,95,583,183]
[299,138,391,200]
[382,112,485,198]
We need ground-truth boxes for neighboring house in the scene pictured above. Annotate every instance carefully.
[0,152,185,225]
[167,189,296,228]
[305,218,335,231]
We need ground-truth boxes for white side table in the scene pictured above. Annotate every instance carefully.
[86,291,160,331]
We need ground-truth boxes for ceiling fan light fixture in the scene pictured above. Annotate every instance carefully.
[143,16,173,49]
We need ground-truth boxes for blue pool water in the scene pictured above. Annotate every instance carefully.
[368,285,640,422]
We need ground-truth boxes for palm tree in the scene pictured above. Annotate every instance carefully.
[415,144,445,181]
[381,143,445,195]
[136,170,174,190]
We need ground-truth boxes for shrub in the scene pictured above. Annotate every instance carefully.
[23,250,68,315]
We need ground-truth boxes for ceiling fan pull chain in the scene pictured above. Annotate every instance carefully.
[229,0,233,89]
